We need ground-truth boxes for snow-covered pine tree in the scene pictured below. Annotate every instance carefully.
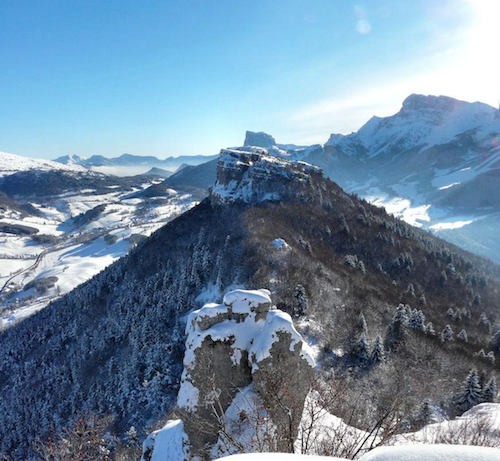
[491,328,500,353]
[411,398,434,430]
[457,329,468,342]
[454,369,482,415]
[425,322,436,335]
[408,309,425,331]
[385,304,408,350]
[357,312,368,336]
[440,324,454,343]
[293,284,308,317]
[479,312,490,331]
[482,377,497,403]
[370,335,385,365]
[352,332,370,367]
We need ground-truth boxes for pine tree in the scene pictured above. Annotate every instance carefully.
[457,329,468,342]
[385,304,408,350]
[411,398,433,430]
[407,284,415,297]
[370,335,385,365]
[482,377,497,403]
[440,324,454,343]
[408,309,425,331]
[453,309,462,322]
[357,260,366,274]
[293,284,308,316]
[491,329,500,353]
[425,322,436,335]
[419,294,426,305]
[352,333,370,367]
[357,312,368,336]
[478,312,491,332]
[479,370,488,391]
[454,369,482,415]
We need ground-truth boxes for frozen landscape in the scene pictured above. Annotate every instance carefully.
[1,1,500,459]
[0,150,200,326]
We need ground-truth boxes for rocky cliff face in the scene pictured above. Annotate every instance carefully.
[142,289,315,460]
[210,148,324,205]
[244,131,277,149]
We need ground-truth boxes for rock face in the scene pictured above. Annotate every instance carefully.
[210,148,324,205]
[142,289,315,460]
[244,131,277,149]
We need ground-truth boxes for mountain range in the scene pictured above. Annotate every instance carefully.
[54,152,218,176]
[0,147,498,458]
[238,94,500,262]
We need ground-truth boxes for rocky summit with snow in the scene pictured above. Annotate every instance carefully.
[142,289,315,460]
[210,148,323,204]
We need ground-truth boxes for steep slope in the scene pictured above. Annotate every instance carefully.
[0,149,498,458]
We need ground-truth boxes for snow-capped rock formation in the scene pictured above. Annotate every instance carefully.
[210,148,324,204]
[244,131,277,149]
[142,289,315,460]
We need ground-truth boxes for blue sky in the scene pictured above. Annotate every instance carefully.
[0,0,498,159]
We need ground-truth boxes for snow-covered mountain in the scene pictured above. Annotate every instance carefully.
[54,152,218,176]
[243,94,500,262]
[325,94,496,158]
[0,150,87,177]
[1,144,499,459]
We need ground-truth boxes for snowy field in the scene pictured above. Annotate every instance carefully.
[0,183,198,327]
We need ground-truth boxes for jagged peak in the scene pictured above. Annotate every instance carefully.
[210,148,323,204]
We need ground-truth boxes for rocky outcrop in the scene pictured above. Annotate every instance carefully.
[244,131,277,149]
[142,289,315,460]
[210,148,324,205]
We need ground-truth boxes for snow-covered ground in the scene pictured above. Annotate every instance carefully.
[145,401,500,461]
[0,183,198,327]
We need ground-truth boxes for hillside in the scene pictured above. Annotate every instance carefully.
[0,149,499,458]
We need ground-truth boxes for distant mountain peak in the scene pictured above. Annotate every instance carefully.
[53,154,87,166]
[210,148,323,204]
[244,131,276,149]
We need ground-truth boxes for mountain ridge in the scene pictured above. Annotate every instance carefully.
[0,147,499,458]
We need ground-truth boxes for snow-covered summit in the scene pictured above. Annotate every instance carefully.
[210,148,323,204]
[53,153,87,166]
[0,150,87,178]
[326,94,497,157]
